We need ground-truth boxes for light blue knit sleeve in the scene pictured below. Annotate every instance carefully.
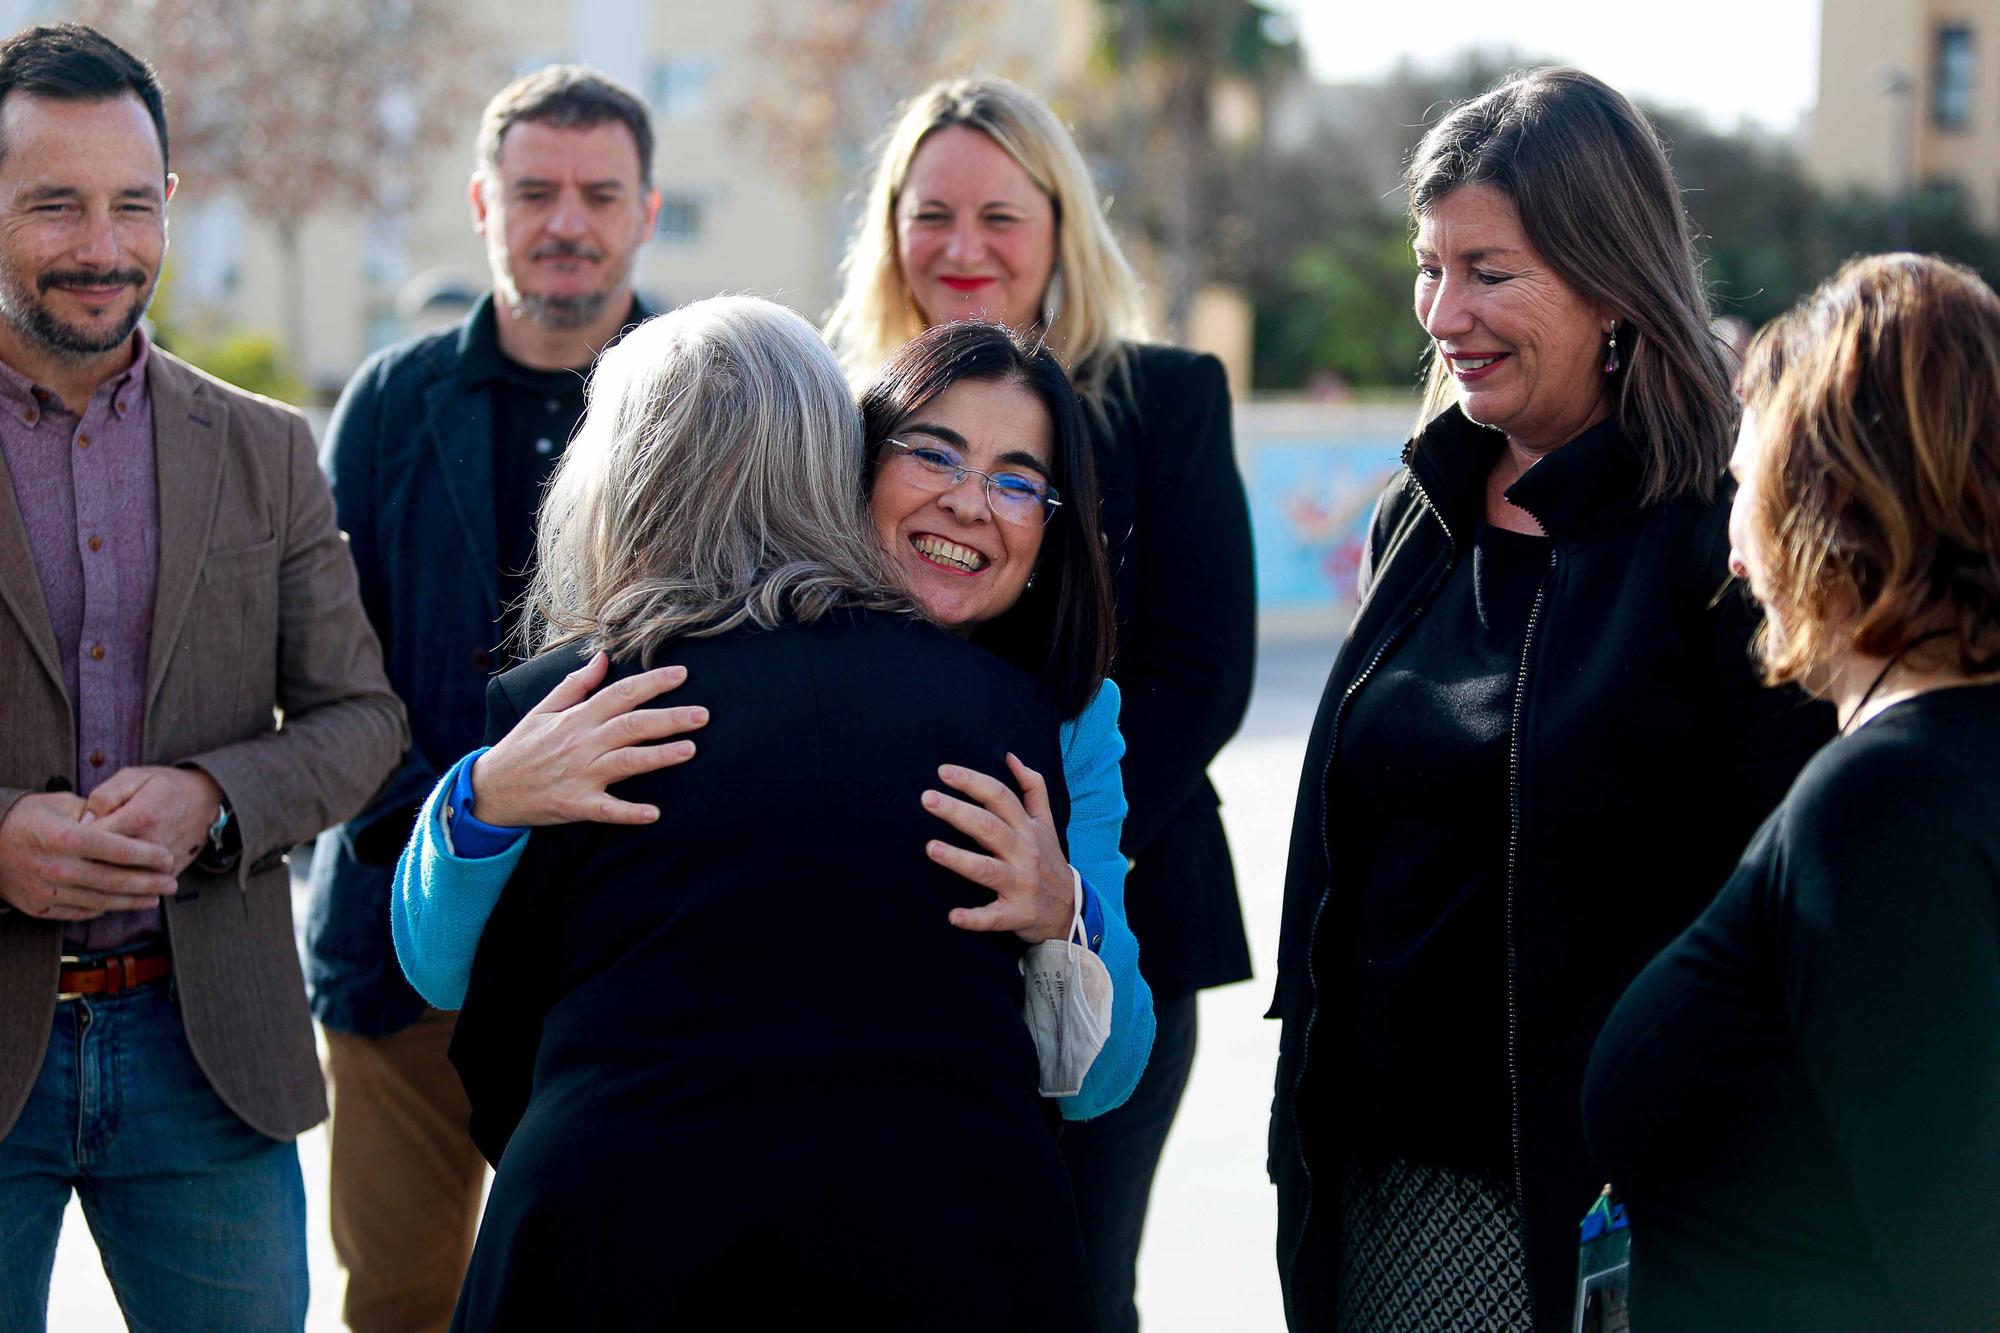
[389,748,531,1010]
[1056,679,1156,1120]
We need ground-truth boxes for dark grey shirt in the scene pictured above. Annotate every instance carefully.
[0,331,159,952]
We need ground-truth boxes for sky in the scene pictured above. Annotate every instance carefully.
[1268,0,1823,136]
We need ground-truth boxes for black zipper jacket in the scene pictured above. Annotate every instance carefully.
[1267,407,1833,1331]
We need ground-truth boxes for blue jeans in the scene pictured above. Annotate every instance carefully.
[0,974,308,1332]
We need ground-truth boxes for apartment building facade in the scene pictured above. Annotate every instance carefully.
[1812,0,2000,227]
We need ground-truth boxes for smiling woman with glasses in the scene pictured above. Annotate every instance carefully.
[391,321,1148,1086]
[387,301,1140,1329]
[387,319,1156,1291]
[859,322,1109,709]
[881,435,1062,524]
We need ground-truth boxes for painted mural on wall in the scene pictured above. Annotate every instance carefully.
[1243,432,1405,617]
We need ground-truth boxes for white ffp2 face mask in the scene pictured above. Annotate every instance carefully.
[1020,868,1113,1098]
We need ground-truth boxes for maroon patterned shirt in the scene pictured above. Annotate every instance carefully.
[0,330,160,952]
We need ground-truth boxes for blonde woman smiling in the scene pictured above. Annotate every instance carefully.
[827,78,1256,1330]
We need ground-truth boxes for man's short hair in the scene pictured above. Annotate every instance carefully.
[475,65,653,189]
[0,23,168,170]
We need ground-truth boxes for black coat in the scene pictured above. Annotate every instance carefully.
[1095,345,1256,1001]
[448,610,1094,1332]
[1266,408,1834,1331]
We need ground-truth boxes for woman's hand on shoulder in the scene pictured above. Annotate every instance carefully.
[469,651,707,828]
[924,754,1075,944]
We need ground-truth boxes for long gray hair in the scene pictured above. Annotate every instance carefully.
[519,296,914,661]
[1408,66,1736,504]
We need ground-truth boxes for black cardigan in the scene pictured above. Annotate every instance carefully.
[1266,408,1834,1331]
[1094,344,1256,1002]
[1585,685,2000,1331]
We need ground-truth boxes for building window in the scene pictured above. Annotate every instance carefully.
[647,57,718,124]
[656,192,707,244]
[1934,24,1975,130]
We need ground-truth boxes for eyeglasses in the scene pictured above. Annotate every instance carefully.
[881,437,1062,527]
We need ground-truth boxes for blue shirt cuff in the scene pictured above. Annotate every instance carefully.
[1079,874,1105,952]
[447,751,528,859]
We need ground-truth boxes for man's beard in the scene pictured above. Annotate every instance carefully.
[512,288,610,331]
[499,237,627,332]
[0,259,154,360]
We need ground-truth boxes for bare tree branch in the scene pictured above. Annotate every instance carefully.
[72,0,499,366]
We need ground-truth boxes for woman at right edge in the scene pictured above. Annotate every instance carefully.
[1267,68,1833,1330]
[1585,253,2000,1329]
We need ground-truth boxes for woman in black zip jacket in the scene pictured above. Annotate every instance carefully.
[1266,69,1832,1331]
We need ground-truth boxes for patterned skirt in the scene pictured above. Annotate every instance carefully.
[1334,1157,1535,1332]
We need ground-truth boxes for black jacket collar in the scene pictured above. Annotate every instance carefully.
[455,291,654,389]
[1405,405,1647,542]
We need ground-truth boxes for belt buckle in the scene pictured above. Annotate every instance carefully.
[56,953,84,1003]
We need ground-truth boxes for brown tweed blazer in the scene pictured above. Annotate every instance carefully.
[0,348,406,1142]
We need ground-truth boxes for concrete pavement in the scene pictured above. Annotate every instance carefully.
[1132,637,1329,1332]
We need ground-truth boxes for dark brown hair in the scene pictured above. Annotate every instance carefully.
[1736,253,2000,684]
[1407,66,1735,504]
[475,64,652,188]
[859,321,1116,719]
[0,24,167,171]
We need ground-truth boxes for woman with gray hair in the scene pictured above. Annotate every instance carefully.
[1267,69,1832,1329]
[443,297,1096,1330]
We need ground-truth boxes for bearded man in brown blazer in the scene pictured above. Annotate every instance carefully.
[0,25,405,1330]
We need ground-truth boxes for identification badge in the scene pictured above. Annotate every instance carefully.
[1574,1185,1630,1333]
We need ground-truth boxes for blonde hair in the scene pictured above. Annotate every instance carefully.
[1735,253,2000,685]
[823,75,1149,410]
[520,297,914,661]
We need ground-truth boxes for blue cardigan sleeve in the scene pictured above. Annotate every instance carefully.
[389,700,1157,1109]
[390,749,531,1010]
[1057,679,1156,1120]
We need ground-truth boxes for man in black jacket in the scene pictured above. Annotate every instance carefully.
[307,65,659,1332]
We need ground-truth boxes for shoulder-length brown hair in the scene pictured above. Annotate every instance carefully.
[1407,66,1736,504]
[1735,252,2000,685]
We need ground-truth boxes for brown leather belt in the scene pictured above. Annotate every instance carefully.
[58,947,171,1001]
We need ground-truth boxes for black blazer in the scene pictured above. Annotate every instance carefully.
[1094,344,1256,1001]
[447,610,1093,1329]
[1268,409,1833,1331]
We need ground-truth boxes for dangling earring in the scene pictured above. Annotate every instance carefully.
[1603,319,1621,375]
[1041,265,1065,329]
[1025,569,1038,590]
